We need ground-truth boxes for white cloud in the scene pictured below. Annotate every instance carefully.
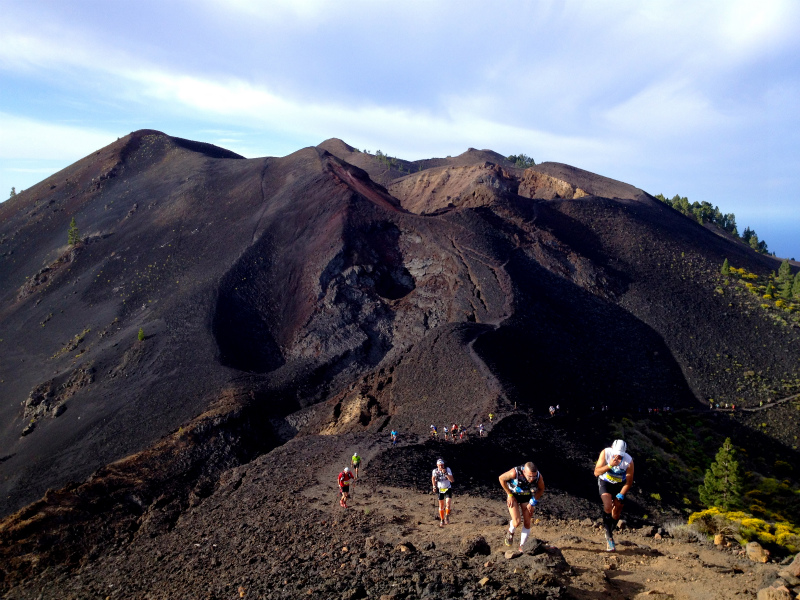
[0,113,117,160]
[603,79,728,138]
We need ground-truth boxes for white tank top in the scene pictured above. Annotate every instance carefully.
[599,448,632,484]
[432,467,452,491]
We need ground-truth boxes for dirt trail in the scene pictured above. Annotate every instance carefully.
[739,392,800,412]
[311,479,768,600]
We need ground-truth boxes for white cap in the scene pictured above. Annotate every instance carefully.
[611,440,627,455]
[436,458,445,465]
[344,467,350,473]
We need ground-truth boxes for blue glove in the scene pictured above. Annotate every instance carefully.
[529,497,538,506]
[616,493,625,501]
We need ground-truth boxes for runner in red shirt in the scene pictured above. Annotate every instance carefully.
[338,467,355,508]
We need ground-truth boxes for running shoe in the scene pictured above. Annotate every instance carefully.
[504,530,514,546]
[444,514,449,525]
[439,520,445,528]
[605,537,616,552]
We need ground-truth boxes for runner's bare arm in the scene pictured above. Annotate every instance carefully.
[594,449,619,477]
[534,474,545,501]
[498,467,516,494]
[620,462,634,496]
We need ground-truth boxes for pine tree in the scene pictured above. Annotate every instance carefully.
[721,258,730,276]
[778,259,792,282]
[765,281,775,298]
[138,328,145,342]
[67,218,80,246]
[793,272,800,300]
[777,260,793,299]
[699,438,742,510]
[8,187,16,199]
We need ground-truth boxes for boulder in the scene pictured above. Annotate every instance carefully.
[714,534,725,546]
[783,553,800,578]
[528,564,560,587]
[746,541,771,563]
[529,546,570,574]
[395,542,416,554]
[504,550,522,560]
[461,535,491,557]
[756,586,793,600]
[776,570,800,587]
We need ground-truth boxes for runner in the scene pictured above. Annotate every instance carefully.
[450,423,458,441]
[431,459,455,527]
[443,425,449,441]
[351,452,361,479]
[489,412,494,423]
[430,424,438,439]
[499,462,545,552]
[594,439,634,552]
[478,423,485,437]
[459,424,466,440]
[390,429,398,446]
[338,467,354,508]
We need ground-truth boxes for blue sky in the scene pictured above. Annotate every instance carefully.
[1,0,798,258]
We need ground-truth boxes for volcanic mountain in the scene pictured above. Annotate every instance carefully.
[0,131,798,596]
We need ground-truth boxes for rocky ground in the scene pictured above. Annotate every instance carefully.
[4,428,797,600]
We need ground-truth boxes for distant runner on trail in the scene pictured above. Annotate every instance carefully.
[432,458,455,527]
[390,430,398,446]
[594,439,634,552]
[450,423,458,441]
[338,467,354,508]
[430,424,438,439]
[478,423,485,437]
[442,425,449,441]
[351,453,361,478]
[499,462,545,552]
[489,412,494,423]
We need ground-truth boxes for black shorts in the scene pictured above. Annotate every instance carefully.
[597,478,624,498]
[340,486,350,494]
[510,493,532,505]
[438,489,453,500]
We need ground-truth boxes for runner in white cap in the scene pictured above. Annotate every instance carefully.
[431,459,454,527]
[594,439,634,551]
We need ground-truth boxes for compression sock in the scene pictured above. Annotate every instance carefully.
[603,512,615,538]
[508,521,516,534]
[439,508,444,521]
[520,527,530,548]
[445,508,450,516]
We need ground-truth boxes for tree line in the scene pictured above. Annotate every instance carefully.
[655,193,770,255]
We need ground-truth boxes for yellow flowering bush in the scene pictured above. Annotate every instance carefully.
[688,508,800,553]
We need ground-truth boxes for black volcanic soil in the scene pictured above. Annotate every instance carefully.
[0,132,798,597]
[1,417,787,600]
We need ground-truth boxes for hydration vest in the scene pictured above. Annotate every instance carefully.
[509,466,540,497]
